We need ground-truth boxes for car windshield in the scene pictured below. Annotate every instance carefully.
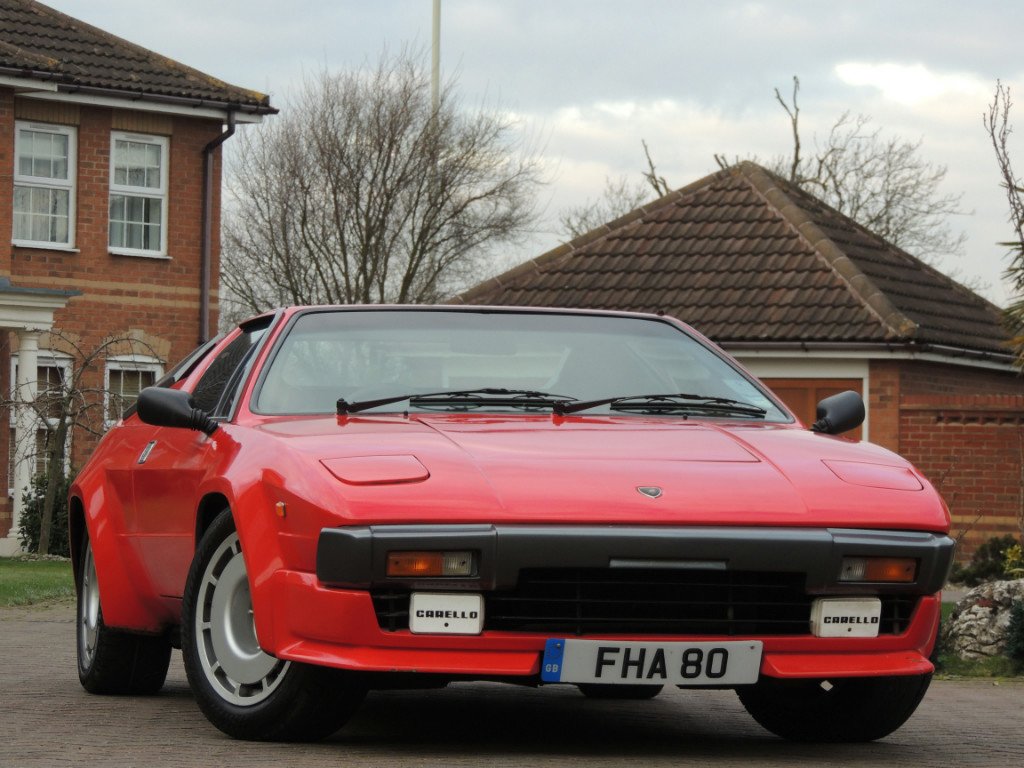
[253,310,789,421]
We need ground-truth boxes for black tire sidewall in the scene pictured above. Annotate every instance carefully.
[181,508,364,741]
[75,529,170,695]
[75,533,97,684]
[737,673,932,742]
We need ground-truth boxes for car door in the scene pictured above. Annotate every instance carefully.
[128,318,273,597]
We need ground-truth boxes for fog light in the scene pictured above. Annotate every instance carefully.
[386,551,473,577]
[839,556,916,583]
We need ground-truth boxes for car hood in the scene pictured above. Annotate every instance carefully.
[254,414,948,531]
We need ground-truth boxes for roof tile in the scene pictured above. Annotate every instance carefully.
[0,0,272,111]
[457,162,1009,356]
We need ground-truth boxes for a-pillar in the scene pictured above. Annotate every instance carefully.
[0,330,40,556]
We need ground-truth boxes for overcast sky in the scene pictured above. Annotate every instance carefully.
[44,0,1024,305]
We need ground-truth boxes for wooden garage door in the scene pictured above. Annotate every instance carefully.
[761,378,864,441]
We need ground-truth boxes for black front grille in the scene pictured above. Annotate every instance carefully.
[488,568,813,635]
[371,567,919,636]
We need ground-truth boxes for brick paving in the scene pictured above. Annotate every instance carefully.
[2,600,1021,767]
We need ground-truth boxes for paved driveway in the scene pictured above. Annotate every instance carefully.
[2,601,1020,768]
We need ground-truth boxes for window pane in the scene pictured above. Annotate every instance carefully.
[108,368,156,421]
[18,129,69,181]
[35,428,51,476]
[14,185,70,244]
[114,138,162,190]
[146,144,161,187]
[109,194,161,251]
[128,195,148,221]
[128,165,146,187]
[127,223,143,250]
[36,365,67,421]
[109,196,125,247]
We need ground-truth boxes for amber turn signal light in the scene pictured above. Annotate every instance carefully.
[386,551,473,577]
[839,556,917,583]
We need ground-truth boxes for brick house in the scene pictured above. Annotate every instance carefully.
[0,0,275,554]
[458,162,1024,560]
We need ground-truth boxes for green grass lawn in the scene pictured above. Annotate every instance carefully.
[0,558,74,607]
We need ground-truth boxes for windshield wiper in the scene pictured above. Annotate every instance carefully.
[553,393,767,418]
[337,388,575,415]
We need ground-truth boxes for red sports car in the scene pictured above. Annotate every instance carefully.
[70,306,953,742]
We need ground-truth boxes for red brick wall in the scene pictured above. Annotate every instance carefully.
[0,90,227,538]
[899,394,1024,561]
[899,360,1024,396]
[875,357,1024,563]
[868,360,901,453]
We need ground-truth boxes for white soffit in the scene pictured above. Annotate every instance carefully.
[737,357,869,380]
[18,89,264,124]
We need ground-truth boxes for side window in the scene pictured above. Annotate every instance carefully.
[153,334,223,390]
[191,321,272,415]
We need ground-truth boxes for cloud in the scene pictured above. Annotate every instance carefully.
[835,62,990,105]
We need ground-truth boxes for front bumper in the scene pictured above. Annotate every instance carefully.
[262,525,953,680]
[316,524,954,594]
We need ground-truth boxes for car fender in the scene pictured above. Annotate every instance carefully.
[71,474,175,633]
[209,438,313,655]
[210,433,341,655]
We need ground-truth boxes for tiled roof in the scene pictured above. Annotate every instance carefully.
[457,162,1010,356]
[0,0,273,112]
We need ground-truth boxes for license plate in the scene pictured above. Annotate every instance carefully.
[810,597,882,638]
[408,593,484,635]
[541,639,762,685]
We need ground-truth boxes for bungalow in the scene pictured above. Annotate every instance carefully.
[457,161,1024,560]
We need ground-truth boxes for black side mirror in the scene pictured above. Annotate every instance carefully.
[811,390,865,435]
[137,387,219,435]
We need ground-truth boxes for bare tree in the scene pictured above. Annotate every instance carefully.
[558,140,670,240]
[559,175,652,240]
[985,80,1024,360]
[716,76,968,266]
[220,49,543,323]
[6,330,159,554]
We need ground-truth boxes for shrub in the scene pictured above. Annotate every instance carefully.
[1008,601,1024,671]
[1005,543,1024,578]
[951,535,1022,587]
[17,473,71,557]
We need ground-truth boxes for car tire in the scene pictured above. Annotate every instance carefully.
[577,683,664,700]
[77,533,171,695]
[736,673,932,742]
[181,509,366,741]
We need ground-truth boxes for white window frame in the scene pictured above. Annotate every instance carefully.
[8,353,73,497]
[12,121,77,250]
[105,355,164,428]
[108,131,170,258]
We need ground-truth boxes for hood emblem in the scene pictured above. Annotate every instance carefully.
[637,486,663,499]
